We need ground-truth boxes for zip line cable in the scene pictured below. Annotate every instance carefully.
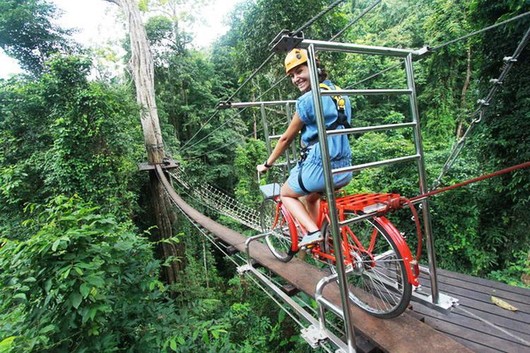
[345,11,530,88]
[179,0,350,154]
[180,1,378,155]
[225,53,277,103]
[430,11,530,52]
[330,0,381,42]
[293,0,347,35]
[431,24,530,189]
[179,109,220,151]
[179,75,289,154]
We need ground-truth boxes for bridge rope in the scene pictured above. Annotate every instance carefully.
[168,164,261,230]
[431,24,530,189]
[158,166,342,353]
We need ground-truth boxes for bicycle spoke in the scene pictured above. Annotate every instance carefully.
[324,213,412,318]
[260,198,294,262]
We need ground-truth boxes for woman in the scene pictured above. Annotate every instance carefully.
[257,48,353,247]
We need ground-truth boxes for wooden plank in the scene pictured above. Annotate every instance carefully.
[418,273,530,330]
[436,268,530,296]
[442,331,509,353]
[412,304,530,353]
[423,282,530,326]
[415,267,530,352]
[454,304,530,338]
[425,272,530,309]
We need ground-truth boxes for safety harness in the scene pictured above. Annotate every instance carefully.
[318,82,351,131]
[302,83,350,155]
[297,83,351,194]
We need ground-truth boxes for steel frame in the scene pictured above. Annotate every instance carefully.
[229,36,459,352]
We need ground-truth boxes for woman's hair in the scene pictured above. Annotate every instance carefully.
[316,58,328,82]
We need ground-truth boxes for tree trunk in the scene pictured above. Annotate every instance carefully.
[105,0,184,284]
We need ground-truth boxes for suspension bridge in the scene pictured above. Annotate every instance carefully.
[153,162,530,353]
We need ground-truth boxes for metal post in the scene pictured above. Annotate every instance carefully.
[306,44,357,353]
[285,102,298,169]
[260,103,272,155]
[404,53,440,303]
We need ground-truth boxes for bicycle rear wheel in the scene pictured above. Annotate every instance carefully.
[260,199,294,262]
[322,213,412,319]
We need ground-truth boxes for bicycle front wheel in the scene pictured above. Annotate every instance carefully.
[260,199,294,262]
[322,213,412,319]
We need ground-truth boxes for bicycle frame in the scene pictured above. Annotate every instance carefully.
[271,193,419,287]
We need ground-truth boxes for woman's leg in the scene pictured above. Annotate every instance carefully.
[280,183,319,233]
[304,192,321,225]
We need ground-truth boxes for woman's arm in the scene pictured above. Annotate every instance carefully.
[257,113,304,173]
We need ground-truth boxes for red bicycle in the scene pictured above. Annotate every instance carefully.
[259,183,420,318]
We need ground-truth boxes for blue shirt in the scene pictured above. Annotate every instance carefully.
[296,80,352,164]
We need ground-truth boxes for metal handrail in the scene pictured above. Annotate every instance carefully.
[333,154,420,174]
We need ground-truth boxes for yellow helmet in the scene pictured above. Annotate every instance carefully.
[284,48,308,74]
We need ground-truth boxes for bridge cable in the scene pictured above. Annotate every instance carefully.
[431,24,530,189]
[179,1,347,152]
[329,0,381,42]
[161,175,307,329]
[161,170,343,352]
[186,106,289,158]
[342,10,530,89]
[179,109,220,152]
[430,11,530,52]
[169,165,261,230]
[180,0,379,155]
[293,0,347,36]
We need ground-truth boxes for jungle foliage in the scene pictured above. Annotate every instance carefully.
[0,0,529,352]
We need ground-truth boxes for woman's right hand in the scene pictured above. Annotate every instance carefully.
[256,163,269,173]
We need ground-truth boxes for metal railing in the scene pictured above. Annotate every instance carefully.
[222,36,458,352]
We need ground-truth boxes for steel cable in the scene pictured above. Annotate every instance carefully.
[181,1,379,155]
[180,0,350,154]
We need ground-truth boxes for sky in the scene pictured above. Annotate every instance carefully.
[0,0,240,78]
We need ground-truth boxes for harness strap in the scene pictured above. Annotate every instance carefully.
[307,83,350,146]
[297,163,311,194]
[320,82,350,130]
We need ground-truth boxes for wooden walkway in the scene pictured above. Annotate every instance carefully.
[412,269,530,353]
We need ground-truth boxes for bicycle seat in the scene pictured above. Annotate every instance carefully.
[260,183,282,199]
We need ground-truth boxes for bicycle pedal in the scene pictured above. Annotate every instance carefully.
[303,244,317,251]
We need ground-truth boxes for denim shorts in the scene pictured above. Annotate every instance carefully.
[287,158,352,195]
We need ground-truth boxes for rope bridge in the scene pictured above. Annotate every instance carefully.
[168,165,261,231]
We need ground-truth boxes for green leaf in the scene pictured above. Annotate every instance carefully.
[0,336,16,353]
[44,278,52,293]
[73,266,84,275]
[170,338,177,351]
[39,324,56,334]
[70,292,82,309]
[52,239,61,252]
[13,293,27,301]
[86,275,105,288]
[80,283,91,298]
